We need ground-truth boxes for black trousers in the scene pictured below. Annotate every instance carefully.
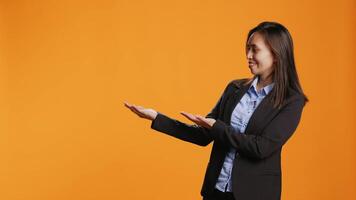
[203,189,235,200]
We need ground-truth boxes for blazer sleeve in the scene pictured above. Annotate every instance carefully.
[150,81,232,146]
[209,94,305,159]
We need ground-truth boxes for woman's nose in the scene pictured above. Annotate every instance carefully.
[246,50,253,59]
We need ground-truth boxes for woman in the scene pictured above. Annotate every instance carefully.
[125,21,308,200]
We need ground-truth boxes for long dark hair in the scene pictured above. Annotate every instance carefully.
[245,21,309,108]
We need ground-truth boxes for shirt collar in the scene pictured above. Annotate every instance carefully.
[249,76,275,96]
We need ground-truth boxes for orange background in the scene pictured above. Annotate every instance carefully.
[1,0,355,199]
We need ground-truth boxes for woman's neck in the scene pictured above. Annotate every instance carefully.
[257,75,273,90]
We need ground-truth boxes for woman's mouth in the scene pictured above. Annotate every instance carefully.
[248,62,256,67]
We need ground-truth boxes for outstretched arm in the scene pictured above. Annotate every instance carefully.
[150,113,213,146]
[124,81,233,146]
[181,95,305,159]
[124,102,215,146]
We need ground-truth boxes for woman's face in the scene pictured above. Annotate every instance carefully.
[246,32,275,79]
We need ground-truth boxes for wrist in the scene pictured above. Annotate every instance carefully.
[150,111,158,121]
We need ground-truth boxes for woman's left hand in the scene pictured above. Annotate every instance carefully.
[180,111,216,129]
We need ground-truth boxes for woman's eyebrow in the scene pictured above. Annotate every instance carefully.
[246,44,257,48]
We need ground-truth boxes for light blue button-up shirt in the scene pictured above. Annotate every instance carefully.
[215,76,275,192]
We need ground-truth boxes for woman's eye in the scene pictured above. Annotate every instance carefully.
[246,46,259,53]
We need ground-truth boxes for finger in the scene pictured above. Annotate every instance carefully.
[180,111,195,118]
[124,102,147,119]
[136,105,144,109]
[125,102,141,113]
[128,106,141,116]
[180,111,198,121]
[133,109,145,118]
[130,105,144,115]
[124,101,132,108]
[129,106,146,118]
[181,114,198,124]
[126,104,137,113]
[181,113,204,126]
[195,115,211,126]
[179,111,190,118]
[196,115,208,122]
[129,104,139,111]
[132,104,145,111]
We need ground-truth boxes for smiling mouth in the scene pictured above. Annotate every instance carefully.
[248,60,257,65]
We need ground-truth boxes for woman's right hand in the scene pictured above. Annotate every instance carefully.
[124,102,158,121]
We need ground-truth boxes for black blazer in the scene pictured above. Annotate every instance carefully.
[150,78,305,200]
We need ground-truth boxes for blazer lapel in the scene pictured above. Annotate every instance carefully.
[222,78,280,136]
[244,92,279,135]
[223,80,251,124]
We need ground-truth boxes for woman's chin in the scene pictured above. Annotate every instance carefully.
[249,68,257,75]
